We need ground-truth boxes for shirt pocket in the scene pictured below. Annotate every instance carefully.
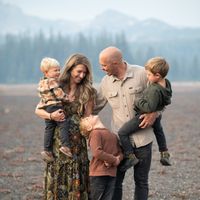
[108,91,119,108]
[128,86,144,104]
[129,86,143,94]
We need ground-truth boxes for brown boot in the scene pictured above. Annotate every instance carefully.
[59,146,72,157]
[160,151,171,166]
[120,153,139,172]
[41,151,54,162]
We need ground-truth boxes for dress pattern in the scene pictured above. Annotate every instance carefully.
[43,100,89,200]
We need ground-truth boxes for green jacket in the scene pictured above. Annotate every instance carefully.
[135,78,172,113]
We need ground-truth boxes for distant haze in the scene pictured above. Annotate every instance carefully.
[2,0,200,27]
[1,0,200,83]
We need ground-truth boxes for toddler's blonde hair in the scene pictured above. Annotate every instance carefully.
[40,57,60,73]
[79,117,93,138]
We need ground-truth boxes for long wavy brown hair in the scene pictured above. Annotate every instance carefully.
[59,53,96,115]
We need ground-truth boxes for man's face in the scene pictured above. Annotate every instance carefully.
[99,56,116,76]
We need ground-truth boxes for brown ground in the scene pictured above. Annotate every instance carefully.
[0,83,200,200]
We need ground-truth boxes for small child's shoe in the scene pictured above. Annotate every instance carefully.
[160,151,171,166]
[120,154,139,172]
[59,146,72,157]
[41,151,55,162]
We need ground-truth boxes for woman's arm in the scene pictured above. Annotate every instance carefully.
[35,106,50,120]
[35,106,65,121]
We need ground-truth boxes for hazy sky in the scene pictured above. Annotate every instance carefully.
[2,0,200,27]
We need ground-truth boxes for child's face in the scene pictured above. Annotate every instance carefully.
[81,115,99,131]
[146,70,161,83]
[45,66,60,79]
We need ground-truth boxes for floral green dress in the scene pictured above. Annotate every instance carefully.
[44,100,89,200]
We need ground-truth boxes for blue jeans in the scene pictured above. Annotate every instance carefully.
[152,115,168,152]
[112,143,152,200]
[90,176,116,200]
[44,105,71,151]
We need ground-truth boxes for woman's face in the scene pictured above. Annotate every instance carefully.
[70,64,87,84]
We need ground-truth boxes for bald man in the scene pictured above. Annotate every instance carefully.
[94,46,158,200]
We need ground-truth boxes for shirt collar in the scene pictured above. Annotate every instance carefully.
[111,62,134,82]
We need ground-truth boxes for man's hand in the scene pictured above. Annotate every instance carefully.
[139,112,158,128]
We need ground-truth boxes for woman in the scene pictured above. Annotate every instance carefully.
[35,53,96,200]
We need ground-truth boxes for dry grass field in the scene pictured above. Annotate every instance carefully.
[0,83,200,200]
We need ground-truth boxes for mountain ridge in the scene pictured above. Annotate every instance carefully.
[1,2,200,41]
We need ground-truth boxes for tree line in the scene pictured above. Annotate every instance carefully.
[0,32,200,83]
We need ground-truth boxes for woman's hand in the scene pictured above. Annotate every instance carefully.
[139,112,158,128]
[35,107,65,122]
[51,109,65,122]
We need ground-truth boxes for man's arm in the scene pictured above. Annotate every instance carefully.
[92,83,107,114]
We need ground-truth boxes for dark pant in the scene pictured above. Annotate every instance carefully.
[118,114,141,155]
[90,176,116,200]
[112,143,152,200]
[118,114,167,155]
[44,105,70,152]
[152,115,168,152]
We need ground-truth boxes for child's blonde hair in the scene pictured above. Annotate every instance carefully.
[40,57,60,73]
[79,117,93,138]
[144,57,169,78]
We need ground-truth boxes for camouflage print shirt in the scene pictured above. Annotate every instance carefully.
[37,77,68,109]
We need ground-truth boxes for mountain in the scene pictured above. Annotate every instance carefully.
[1,2,200,41]
[0,2,81,36]
[83,10,138,35]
